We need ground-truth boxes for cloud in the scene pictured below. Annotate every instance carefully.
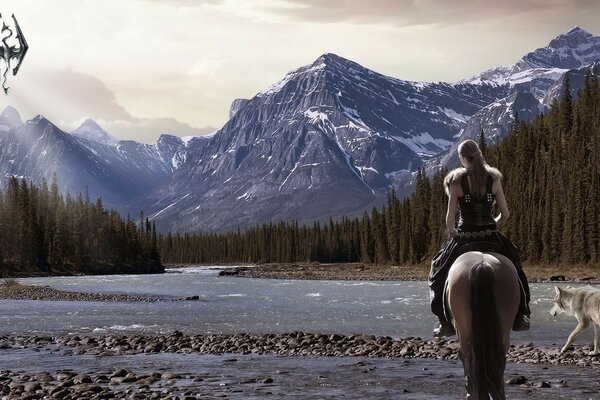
[98,117,216,140]
[255,0,574,27]
[188,58,223,76]
[0,67,211,142]
[142,0,580,27]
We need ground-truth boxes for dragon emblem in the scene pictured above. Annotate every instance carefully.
[0,14,28,94]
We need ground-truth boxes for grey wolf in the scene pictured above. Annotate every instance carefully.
[550,285,600,355]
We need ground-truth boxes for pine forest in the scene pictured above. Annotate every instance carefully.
[0,176,163,277]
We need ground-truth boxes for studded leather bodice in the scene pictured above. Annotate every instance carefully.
[457,173,496,230]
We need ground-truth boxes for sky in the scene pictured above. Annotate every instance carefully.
[0,0,598,142]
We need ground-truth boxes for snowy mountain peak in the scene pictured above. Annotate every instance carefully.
[71,119,118,146]
[552,26,592,42]
[30,115,50,125]
[521,26,600,69]
[157,133,183,144]
[462,26,600,96]
[312,53,353,68]
[0,105,22,129]
[258,53,368,98]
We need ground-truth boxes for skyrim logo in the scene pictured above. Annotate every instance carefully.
[0,14,28,95]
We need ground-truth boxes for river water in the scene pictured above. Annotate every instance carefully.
[1,266,593,345]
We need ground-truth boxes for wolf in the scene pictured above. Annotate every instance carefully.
[550,285,600,355]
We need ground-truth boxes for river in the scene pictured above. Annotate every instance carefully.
[1,266,592,345]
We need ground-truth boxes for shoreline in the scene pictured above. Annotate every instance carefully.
[3,331,600,367]
[0,280,198,302]
[212,262,600,284]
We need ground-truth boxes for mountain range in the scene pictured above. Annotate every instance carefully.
[1,26,599,232]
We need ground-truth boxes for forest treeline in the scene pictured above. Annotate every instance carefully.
[0,176,163,277]
[489,74,600,264]
[160,73,600,266]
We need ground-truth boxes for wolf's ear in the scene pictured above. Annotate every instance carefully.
[554,285,562,295]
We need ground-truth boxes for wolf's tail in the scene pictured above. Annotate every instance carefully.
[468,262,506,400]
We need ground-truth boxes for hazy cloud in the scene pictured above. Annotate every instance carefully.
[1,0,599,142]
[143,0,587,27]
[0,67,211,142]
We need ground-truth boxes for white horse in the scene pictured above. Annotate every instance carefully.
[446,251,521,400]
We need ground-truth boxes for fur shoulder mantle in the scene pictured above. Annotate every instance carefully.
[443,166,502,196]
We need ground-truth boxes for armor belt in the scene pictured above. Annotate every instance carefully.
[457,229,496,238]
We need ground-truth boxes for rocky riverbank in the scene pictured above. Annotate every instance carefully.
[217,263,428,281]
[0,369,201,400]
[2,331,600,367]
[0,280,198,302]
[2,332,600,399]
[216,262,600,283]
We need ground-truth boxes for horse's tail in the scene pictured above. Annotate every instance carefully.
[468,262,505,400]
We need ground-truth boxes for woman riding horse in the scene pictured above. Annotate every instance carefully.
[429,139,531,337]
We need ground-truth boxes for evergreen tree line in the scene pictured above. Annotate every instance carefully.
[0,176,163,276]
[160,160,448,264]
[160,73,600,267]
[488,73,600,264]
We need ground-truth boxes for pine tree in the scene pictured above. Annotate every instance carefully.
[479,128,487,156]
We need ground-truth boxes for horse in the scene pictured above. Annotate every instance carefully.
[445,251,521,400]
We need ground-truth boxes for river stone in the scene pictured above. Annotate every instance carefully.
[51,389,69,399]
[72,374,92,384]
[110,369,129,378]
[507,376,528,385]
[56,372,74,381]
[23,382,42,392]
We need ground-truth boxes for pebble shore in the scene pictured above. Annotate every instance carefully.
[3,331,600,365]
[217,263,600,283]
[2,332,600,399]
[0,284,204,302]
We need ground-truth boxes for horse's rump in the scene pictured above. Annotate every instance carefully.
[446,252,520,400]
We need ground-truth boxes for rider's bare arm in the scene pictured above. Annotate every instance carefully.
[492,179,510,228]
[446,182,460,238]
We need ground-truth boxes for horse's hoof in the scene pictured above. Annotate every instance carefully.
[589,352,600,357]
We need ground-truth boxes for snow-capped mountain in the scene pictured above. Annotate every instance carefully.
[71,119,118,146]
[429,26,600,172]
[136,53,512,232]
[521,27,600,70]
[0,112,211,207]
[0,116,133,205]
[462,26,600,101]
[0,106,22,133]
[140,27,600,232]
